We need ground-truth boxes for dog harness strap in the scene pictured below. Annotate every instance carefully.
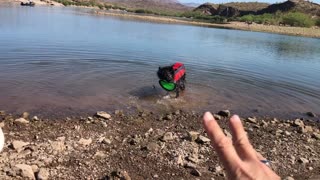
[173,62,185,83]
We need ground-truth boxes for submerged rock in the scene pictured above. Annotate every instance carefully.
[306,112,316,117]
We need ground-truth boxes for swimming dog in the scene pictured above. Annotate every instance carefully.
[157,62,186,98]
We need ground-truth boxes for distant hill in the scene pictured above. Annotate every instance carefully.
[182,2,201,7]
[104,0,191,12]
[257,0,320,16]
[194,0,320,17]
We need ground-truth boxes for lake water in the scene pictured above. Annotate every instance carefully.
[1,6,320,118]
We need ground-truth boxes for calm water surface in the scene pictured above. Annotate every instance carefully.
[1,6,320,117]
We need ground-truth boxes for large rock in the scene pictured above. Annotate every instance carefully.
[15,118,29,124]
[95,111,111,119]
[11,141,29,152]
[15,164,35,179]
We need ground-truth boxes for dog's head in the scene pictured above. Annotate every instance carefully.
[157,66,174,82]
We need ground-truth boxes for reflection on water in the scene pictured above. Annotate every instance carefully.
[0,6,320,118]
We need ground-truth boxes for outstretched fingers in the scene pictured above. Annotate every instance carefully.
[203,112,242,171]
[229,115,257,161]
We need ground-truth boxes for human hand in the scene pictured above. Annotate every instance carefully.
[202,112,280,180]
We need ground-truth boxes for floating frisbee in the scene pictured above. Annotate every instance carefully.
[159,80,176,91]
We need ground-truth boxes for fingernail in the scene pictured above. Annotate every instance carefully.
[203,112,214,122]
[230,115,240,121]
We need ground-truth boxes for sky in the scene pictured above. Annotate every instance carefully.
[179,0,320,4]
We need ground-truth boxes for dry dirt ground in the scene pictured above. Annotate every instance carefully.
[0,110,319,180]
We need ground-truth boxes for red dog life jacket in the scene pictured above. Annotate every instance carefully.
[172,62,186,83]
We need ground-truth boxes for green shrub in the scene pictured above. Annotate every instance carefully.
[134,9,153,14]
[315,18,320,27]
[240,14,254,22]
[282,12,314,27]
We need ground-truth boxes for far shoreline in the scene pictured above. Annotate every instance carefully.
[1,1,320,38]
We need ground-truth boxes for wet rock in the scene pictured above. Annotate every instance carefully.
[95,111,111,120]
[187,131,200,142]
[161,132,174,142]
[246,117,257,124]
[306,112,316,117]
[196,135,211,144]
[50,141,65,152]
[14,118,29,124]
[37,168,49,180]
[11,141,29,152]
[312,133,320,140]
[298,157,309,164]
[78,138,92,146]
[190,168,201,177]
[218,110,230,118]
[14,164,35,179]
[293,119,304,127]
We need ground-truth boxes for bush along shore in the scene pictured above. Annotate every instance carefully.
[0,109,319,179]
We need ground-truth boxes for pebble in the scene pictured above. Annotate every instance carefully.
[95,111,111,120]
[78,138,92,146]
[37,168,49,180]
[305,126,313,132]
[298,157,309,164]
[22,112,30,119]
[190,168,201,177]
[14,118,29,124]
[50,141,65,152]
[246,117,257,124]
[312,133,320,140]
[284,177,295,180]
[161,132,174,142]
[213,114,222,120]
[187,131,200,142]
[196,135,211,144]
[218,110,231,118]
[293,119,304,127]
[15,164,35,179]
[146,142,160,152]
[32,116,39,121]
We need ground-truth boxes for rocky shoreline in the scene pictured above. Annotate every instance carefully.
[0,110,319,179]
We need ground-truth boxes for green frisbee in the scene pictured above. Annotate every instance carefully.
[159,80,176,91]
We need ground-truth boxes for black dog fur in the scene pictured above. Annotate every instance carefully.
[157,65,186,98]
